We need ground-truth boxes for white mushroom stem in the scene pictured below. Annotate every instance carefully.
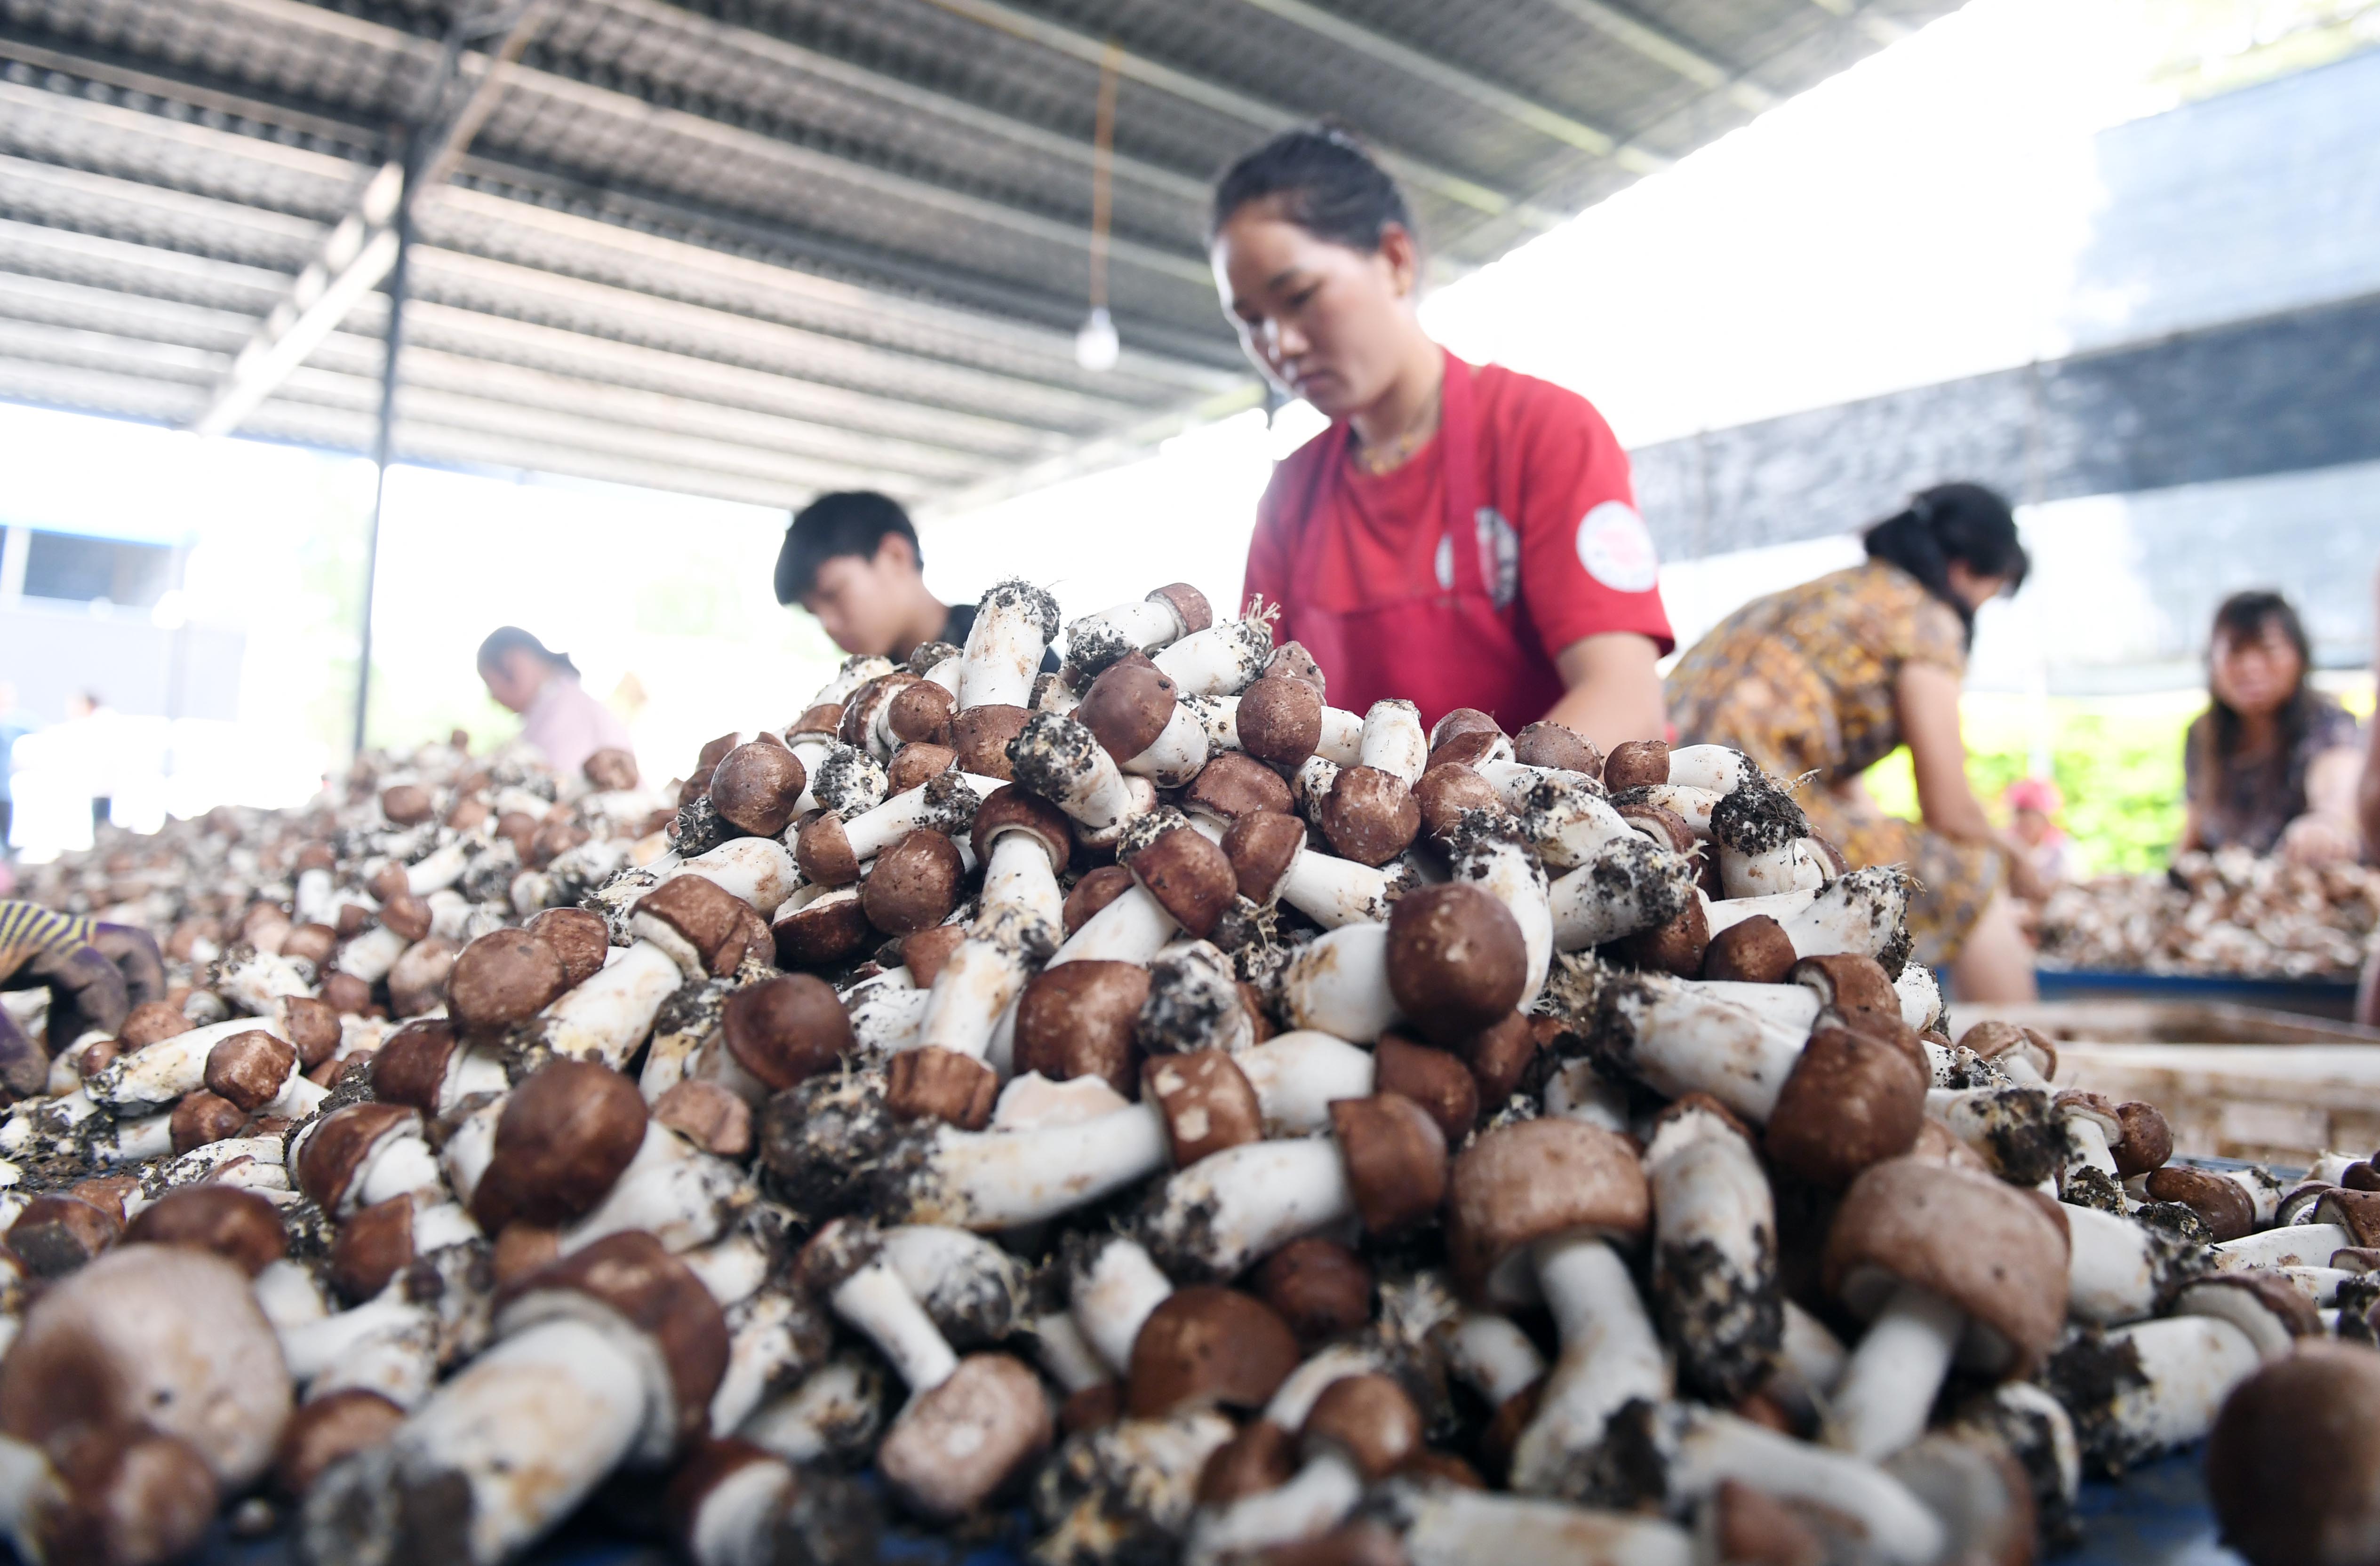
[1016,718,1143,835]
[891,1102,1171,1230]
[405,840,473,895]
[669,838,800,915]
[1676,980,1822,1033]
[1276,843,1397,929]
[828,1259,958,1394]
[1140,1137,1352,1278]
[738,1357,883,1466]
[91,1110,177,1166]
[980,832,1063,930]
[1627,784,1720,837]
[1387,1487,1697,1566]
[1771,1302,1849,1414]
[2063,1201,2169,1325]
[1893,962,1943,1033]
[849,984,932,1057]
[2087,1315,2261,1458]
[1510,1237,1669,1491]
[1315,707,1365,767]
[337,924,411,984]
[2212,1224,2354,1271]
[534,940,682,1071]
[1066,595,1194,665]
[1547,841,1693,952]
[1359,700,1428,785]
[1822,1282,1967,1460]
[1186,1452,1362,1566]
[1543,1060,1631,1132]
[1719,837,1826,900]
[280,1297,439,1404]
[1602,976,1809,1123]
[816,656,897,705]
[1279,923,1403,1042]
[710,1291,820,1439]
[1522,780,1642,870]
[1700,889,1817,937]
[1785,869,1910,961]
[1119,701,1212,787]
[1449,829,1553,1011]
[1656,1407,1945,1566]
[1665,746,1757,794]
[958,586,1054,710]
[1073,1238,1175,1376]
[683,1451,797,1566]
[1646,1103,1773,1328]
[842,779,977,865]
[440,1099,504,1210]
[1292,755,1340,831]
[83,1015,293,1113]
[917,907,1054,1062]
[214,946,313,1014]
[1152,620,1270,697]
[1444,1310,1547,1411]
[1178,693,1238,755]
[2062,1109,2121,1180]
[559,1125,741,1256]
[1234,1032,1377,1135]
[296,864,335,924]
[1048,882,1178,966]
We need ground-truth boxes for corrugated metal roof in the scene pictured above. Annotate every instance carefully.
[0,0,1962,513]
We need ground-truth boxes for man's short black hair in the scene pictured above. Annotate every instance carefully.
[775,491,921,605]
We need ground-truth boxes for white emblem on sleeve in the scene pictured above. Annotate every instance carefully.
[1576,501,1659,593]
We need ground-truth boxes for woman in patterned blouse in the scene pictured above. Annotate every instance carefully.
[1665,484,2041,1002]
[2180,591,2364,865]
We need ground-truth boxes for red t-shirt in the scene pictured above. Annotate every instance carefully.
[1242,359,1673,725]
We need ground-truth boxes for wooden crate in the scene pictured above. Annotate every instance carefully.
[2041,1044,2380,1167]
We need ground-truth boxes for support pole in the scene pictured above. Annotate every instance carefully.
[352,154,414,761]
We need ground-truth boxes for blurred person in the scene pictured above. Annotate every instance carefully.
[1666,484,2042,1003]
[62,692,113,831]
[0,899,166,1090]
[774,491,1057,670]
[0,682,27,858]
[2003,775,2073,891]
[476,627,633,779]
[1214,127,1671,747]
[2356,571,2379,1028]
[2179,591,2362,865]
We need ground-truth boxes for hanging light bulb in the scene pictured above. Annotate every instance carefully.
[1075,306,1120,373]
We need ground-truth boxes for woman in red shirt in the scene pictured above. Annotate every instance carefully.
[1216,128,1673,748]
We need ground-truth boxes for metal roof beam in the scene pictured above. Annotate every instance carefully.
[913,0,1568,231]
[1220,0,1668,173]
[1530,0,1776,112]
[1801,0,1912,47]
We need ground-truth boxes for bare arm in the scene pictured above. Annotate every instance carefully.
[1542,632,1669,755]
[1895,662,1994,843]
[2280,746,2366,865]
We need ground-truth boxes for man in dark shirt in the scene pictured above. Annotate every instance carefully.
[773,491,1055,670]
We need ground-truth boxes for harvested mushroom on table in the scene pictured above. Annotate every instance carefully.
[5,576,2379,1566]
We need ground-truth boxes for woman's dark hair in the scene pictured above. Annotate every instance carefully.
[476,626,577,678]
[1210,125,1415,254]
[2198,590,2316,775]
[1861,482,2029,645]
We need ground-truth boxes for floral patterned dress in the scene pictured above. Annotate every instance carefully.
[1665,560,2000,967]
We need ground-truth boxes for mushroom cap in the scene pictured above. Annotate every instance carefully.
[34,1428,217,1566]
[386,935,459,1019]
[1447,1118,1648,1298]
[1235,676,1324,770]
[772,890,872,970]
[447,928,570,1032]
[280,996,343,1068]
[1124,824,1237,939]
[1151,582,1214,634]
[170,1090,248,1153]
[652,1080,753,1159]
[116,1002,194,1049]
[970,784,1073,873]
[723,973,853,1093]
[877,1353,1053,1522]
[1822,1157,2071,1377]
[1126,1287,1301,1418]
[204,1029,297,1113]
[886,1046,1000,1129]
[788,702,845,741]
[1143,1049,1262,1167]
[1600,739,1670,791]
[497,1230,730,1456]
[636,874,757,977]
[1412,763,1508,842]
[795,812,863,887]
[275,1389,405,1499]
[2110,1101,2173,1177]
[294,1101,422,1214]
[1198,1419,1301,1506]
[1384,883,1528,1046]
[1332,1093,1448,1238]
[1257,1238,1374,1346]
[950,704,1031,781]
[1184,752,1294,823]
[2206,1341,2380,1566]
[0,1243,292,1491]
[1372,1033,1480,1147]
[583,747,640,792]
[1220,810,1307,906]
[1764,1026,1928,1188]
[121,1186,287,1278]
[1429,707,1504,749]
[899,925,968,987]
[1265,642,1328,693]
[1302,1373,1422,1481]
[1515,722,1604,776]
[708,741,809,838]
[1611,897,1711,978]
[6,1193,120,1279]
[1702,914,1797,985]
[839,676,913,748]
[319,972,374,1016]
[1460,1011,1545,1105]
[2176,1272,2322,1359]
[527,906,611,988]
[1078,660,1181,762]
[887,679,958,747]
[1614,801,1697,856]
[886,741,959,794]
[369,1018,460,1113]
[1014,961,1150,1099]
[379,783,434,826]
[471,1059,649,1231]
[328,1196,415,1304]
[1318,767,1421,866]
[1429,730,1506,771]
[377,890,432,943]
[2146,1166,2258,1242]
[862,829,966,937]
[1063,865,1138,935]
[280,922,336,966]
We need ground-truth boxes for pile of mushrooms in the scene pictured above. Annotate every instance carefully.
[2039,850,2380,981]
[1,579,2374,1566]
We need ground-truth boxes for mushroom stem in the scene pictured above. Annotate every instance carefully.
[337,924,411,985]
[1547,840,1695,953]
[1645,1103,1778,1402]
[738,1356,885,1466]
[980,834,1062,930]
[669,839,800,916]
[1443,1309,1547,1411]
[1601,978,1810,1122]
[1048,882,1178,966]
[1010,714,1143,835]
[1449,824,1553,1011]
[1664,746,1757,794]
[917,906,1056,1062]
[1233,1032,1377,1135]
[1185,1454,1362,1566]
[1653,1407,1946,1566]
[533,941,682,1071]
[1072,1236,1174,1376]
[1521,780,1640,870]
[2062,1201,2177,1324]
[1140,1138,1352,1280]
[1511,1237,1669,1491]
[829,1258,959,1394]
[1118,700,1212,787]
[1278,846,1397,929]
[2212,1223,2353,1271]
[1068,596,1191,666]
[1315,706,1365,766]
[1382,1485,1697,1566]
[2053,1315,2260,1471]
[957,581,1058,710]
[1280,923,1402,1041]
[1152,619,1270,697]
[880,1101,1171,1230]
[1822,1281,1966,1460]
[1359,700,1428,786]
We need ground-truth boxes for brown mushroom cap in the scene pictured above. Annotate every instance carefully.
[328,1196,415,1304]
[1515,722,1605,776]
[448,929,570,1033]
[1318,767,1422,866]
[122,1185,287,1278]
[886,679,958,747]
[887,741,959,794]
[2144,1167,2259,1243]
[1792,955,1904,1033]
[386,935,458,1019]
[723,973,853,1093]
[1385,882,1528,1046]
[368,1019,460,1114]
[970,785,1073,874]
[2206,1341,2380,1566]
[652,1080,753,1160]
[788,703,845,741]
[580,747,639,792]
[1219,810,1307,907]
[1185,751,1295,823]
[1014,961,1150,1099]
[772,890,872,970]
[295,1101,422,1214]
[886,1046,999,1130]
[275,1389,405,1499]
[203,1029,297,1113]
[1429,708,1504,750]
[498,1230,729,1454]
[862,829,966,937]
[1144,1049,1262,1167]
[876,1352,1054,1523]
[1611,896,1711,978]
[1302,1373,1422,1480]
[280,996,343,1068]
[1615,801,1698,857]
[527,906,611,988]
[377,890,433,944]
[170,1090,248,1153]
[1078,660,1181,763]
[1236,676,1325,770]
[6,1192,121,1278]
[899,925,968,987]
[1460,1011,1544,1105]
[471,1059,648,1232]
[1063,865,1138,935]
[1198,1419,1301,1506]
[1822,1158,2071,1377]
[2110,1101,2173,1177]
[1126,1287,1301,1418]
[1332,1093,1450,1238]
[1601,739,1670,791]
[280,923,337,967]
[1413,762,1508,841]
[709,740,810,838]
[950,704,1031,781]
[37,1427,217,1566]
[1703,915,1797,985]
[1447,1118,1649,1297]
[1257,1238,1375,1346]
[636,874,756,977]
[380,783,434,826]
[319,972,375,1017]
[1764,1026,1928,1188]
[794,813,863,887]
[1151,582,1214,635]
[116,1001,194,1049]
[1373,1033,1480,1146]
[1428,730,1506,771]
[1125,824,1237,939]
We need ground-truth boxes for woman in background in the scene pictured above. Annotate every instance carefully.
[1666,483,2042,1002]
[476,627,632,779]
[2180,590,2363,865]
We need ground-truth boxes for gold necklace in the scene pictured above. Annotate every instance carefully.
[1350,385,1442,477]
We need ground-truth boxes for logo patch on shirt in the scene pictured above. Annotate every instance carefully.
[1576,501,1659,593]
